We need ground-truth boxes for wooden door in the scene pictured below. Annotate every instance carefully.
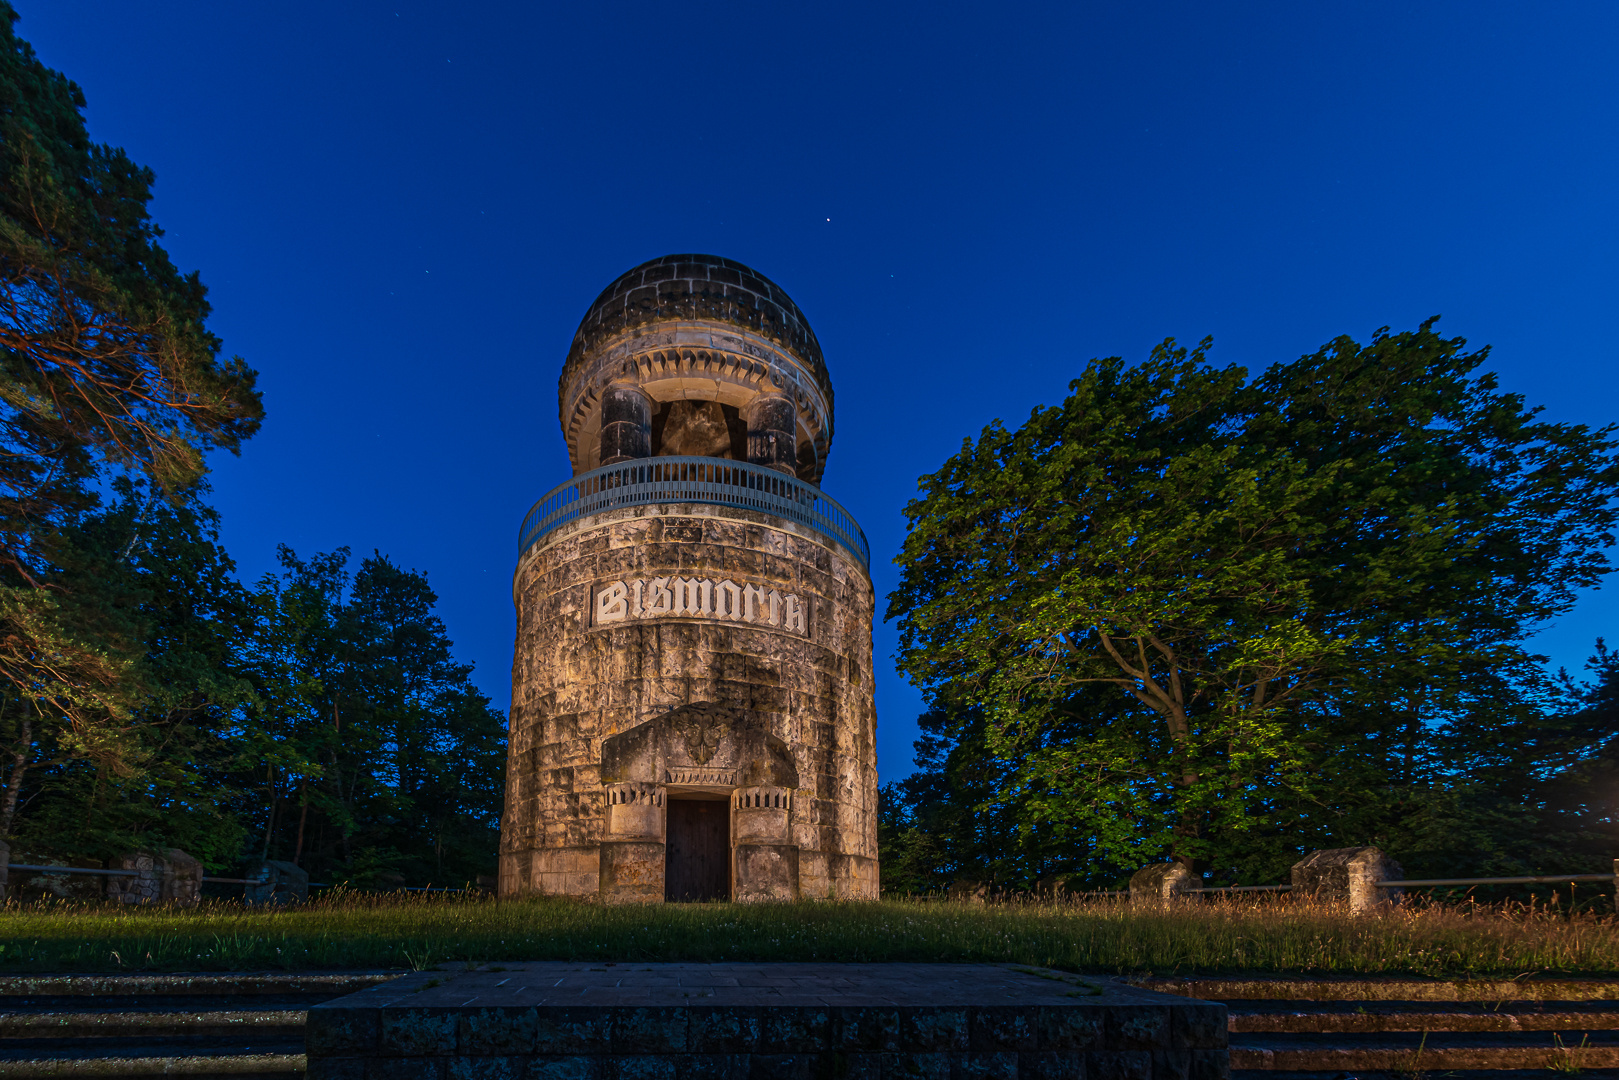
[665,798,729,902]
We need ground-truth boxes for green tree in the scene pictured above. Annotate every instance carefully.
[243,549,506,887]
[0,4,262,826]
[889,323,1619,875]
[1,482,258,863]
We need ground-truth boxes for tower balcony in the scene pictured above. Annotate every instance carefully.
[517,456,869,570]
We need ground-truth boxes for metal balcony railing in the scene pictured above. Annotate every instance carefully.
[517,456,871,570]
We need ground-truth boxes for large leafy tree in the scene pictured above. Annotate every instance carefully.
[0,4,262,800]
[889,323,1619,874]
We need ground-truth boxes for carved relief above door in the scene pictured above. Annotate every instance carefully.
[599,702,799,791]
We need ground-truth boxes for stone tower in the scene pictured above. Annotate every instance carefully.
[501,254,878,903]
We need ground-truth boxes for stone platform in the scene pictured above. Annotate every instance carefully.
[306,962,1227,1079]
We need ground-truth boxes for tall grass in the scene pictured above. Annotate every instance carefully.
[1,892,1617,976]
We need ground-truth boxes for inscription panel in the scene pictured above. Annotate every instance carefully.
[594,576,809,635]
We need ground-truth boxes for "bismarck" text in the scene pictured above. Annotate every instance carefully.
[594,577,807,635]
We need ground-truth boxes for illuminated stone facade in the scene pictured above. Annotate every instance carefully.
[501,255,878,903]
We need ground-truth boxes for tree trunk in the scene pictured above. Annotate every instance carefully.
[292,780,309,865]
[0,711,32,840]
[261,764,278,860]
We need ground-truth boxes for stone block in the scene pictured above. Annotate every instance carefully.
[1018,1052,1085,1080]
[243,858,309,905]
[1189,1049,1229,1080]
[899,1008,969,1052]
[1087,1051,1152,1080]
[734,843,798,903]
[161,848,202,905]
[459,1007,540,1053]
[304,1058,367,1080]
[381,1007,458,1055]
[1170,1004,1226,1050]
[368,1058,445,1080]
[759,1005,829,1052]
[1106,1006,1169,1049]
[1038,1008,1104,1050]
[447,1057,529,1080]
[530,1059,602,1080]
[957,1052,1021,1080]
[612,1007,689,1053]
[971,1007,1037,1051]
[688,1008,761,1053]
[1151,1050,1190,1080]
[671,1054,750,1079]
[1128,865,1197,907]
[1289,846,1402,914]
[878,1053,952,1079]
[600,841,665,904]
[106,850,163,904]
[831,1006,901,1052]
[306,963,1222,1080]
[609,1057,677,1080]
[949,879,989,904]
[307,1007,381,1053]
[534,1009,612,1054]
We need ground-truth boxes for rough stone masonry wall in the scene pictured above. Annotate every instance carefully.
[501,502,878,901]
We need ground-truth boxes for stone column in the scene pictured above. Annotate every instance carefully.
[107,851,162,904]
[599,782,666,904]
[1290,846,1402,914]
[244,859,309,906]
[1129,863,1198,907]
[599,384,652,465]
[745,394,797,476]
[161,848,203,906]
[733,785,798,902]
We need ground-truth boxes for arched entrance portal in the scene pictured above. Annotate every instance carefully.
[598,702,799,904]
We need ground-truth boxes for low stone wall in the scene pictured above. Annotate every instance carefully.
[307,962,1228,1080]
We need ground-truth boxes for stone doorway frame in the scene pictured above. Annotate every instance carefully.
[597,702,800,904]
[663,791,731,902]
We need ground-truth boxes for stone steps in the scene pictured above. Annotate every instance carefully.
[0,973,396,1079]
[1134,974,1619,1078]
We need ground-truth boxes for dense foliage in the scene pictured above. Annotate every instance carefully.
[0,10,503,888]
[0,3,262,750]
[0,484,506,887]
[884,324,1619,892]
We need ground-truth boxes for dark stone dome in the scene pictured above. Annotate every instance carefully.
[561,254,833,412]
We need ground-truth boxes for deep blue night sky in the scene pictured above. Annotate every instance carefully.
[18,2,1617,781]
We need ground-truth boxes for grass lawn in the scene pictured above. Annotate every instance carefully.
[1,893,1616,976]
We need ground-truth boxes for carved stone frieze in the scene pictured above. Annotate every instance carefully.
[595,576,807,634]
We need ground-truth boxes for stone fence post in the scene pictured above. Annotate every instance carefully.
[947,880,988,904]
[106,851,162,904]
[106,848,204,905]
[1290,846,1402,914]
[245,859,310,905]
[162,849,203,904]
[1129,863,1198,907]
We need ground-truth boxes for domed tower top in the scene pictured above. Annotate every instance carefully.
[557,254,835,484]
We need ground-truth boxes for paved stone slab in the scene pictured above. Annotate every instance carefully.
[307,962,1228,1079]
